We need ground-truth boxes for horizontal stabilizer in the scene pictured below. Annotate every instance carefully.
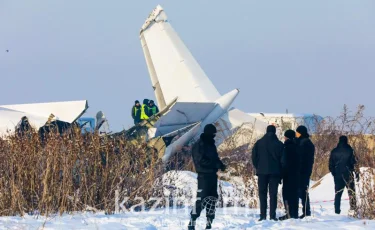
[154,102,216,136]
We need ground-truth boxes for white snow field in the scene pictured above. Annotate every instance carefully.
[0,170,374,229]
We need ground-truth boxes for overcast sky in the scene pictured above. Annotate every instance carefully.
[1,0,374,131]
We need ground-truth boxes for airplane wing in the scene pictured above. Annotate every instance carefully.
[140,5,221,110]
[0,100,88,123]
[0,108,48,136]
[0,100,88,136]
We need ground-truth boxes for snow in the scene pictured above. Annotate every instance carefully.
[1,206,374,229]
[1,169,374,229]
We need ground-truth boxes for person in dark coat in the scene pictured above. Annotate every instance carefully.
[189,124,226,230]
[329,136,359,214]
[16,116,33,137]
[295,125,315,218]
[148,100,159,116]
[252,125,284,221]
[279,130,300,220]
[131,100,141,124]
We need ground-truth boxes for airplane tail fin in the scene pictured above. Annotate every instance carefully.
[140,5,221,109]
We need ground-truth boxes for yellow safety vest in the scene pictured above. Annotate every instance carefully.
[141,104,149,120]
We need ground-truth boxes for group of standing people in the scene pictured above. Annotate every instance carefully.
[252,125,359,221]
[252,125,314,221]
[187,123,360,229]
[131,99,159,124]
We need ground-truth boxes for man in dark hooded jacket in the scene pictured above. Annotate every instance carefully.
[148,100,159,116]
[295,125,315,218]
[189,124,226,230]
[131,100,141,124]
[279,130,300,220]
[252,125,284,221]
[329,136,358,214]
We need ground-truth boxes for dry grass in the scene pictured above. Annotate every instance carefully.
[0,128,169,216]
[0,105,374,219]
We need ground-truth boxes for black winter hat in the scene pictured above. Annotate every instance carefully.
[339,136,348,144]
[143,99,149,104]
[296,125,309,136]
[284,130,296,139]
[150,100,154,104]
[266,125,276,134]
[135,100,140,104]
[204,124,217,134]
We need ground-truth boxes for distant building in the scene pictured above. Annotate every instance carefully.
[247,113,324,133]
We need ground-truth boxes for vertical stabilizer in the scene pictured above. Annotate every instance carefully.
[140,5,221,106]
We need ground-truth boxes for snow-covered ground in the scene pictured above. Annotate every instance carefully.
[0,204,374,229]
[1,170,374,229]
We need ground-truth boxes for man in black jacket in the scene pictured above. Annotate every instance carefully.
[252,125,284,221]
[279,130,300,220]
[189,124,226,230]
[329,136,358,214]
[295,125,315,219]
[131,100,141,124]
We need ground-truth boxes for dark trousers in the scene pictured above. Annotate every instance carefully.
[282,177,299,218]
[334,175,357,212]
[191,173,218,221]
[134,119,141,125]
[298,176,311,216]
[258,174,280,219]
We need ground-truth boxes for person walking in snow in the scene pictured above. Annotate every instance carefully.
[329,136,359,214]
[279,130,300,220]
[189,124,226,230]
[131,100,141,124]
[295,125,315,219]
[252,125,284,221]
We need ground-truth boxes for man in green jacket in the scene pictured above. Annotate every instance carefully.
[131,100,141,124]
[148,100,159,116]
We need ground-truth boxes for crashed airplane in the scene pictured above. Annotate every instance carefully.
[0,5,317,163]
[137,5,268,162]
[0,100,107,137]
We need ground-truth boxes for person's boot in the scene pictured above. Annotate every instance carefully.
[258,216,266,221]
[278,214,289,221]
[205,217,213,229]
[299,213,311,219]
[270,217,278,221]
[188,219,196,230]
